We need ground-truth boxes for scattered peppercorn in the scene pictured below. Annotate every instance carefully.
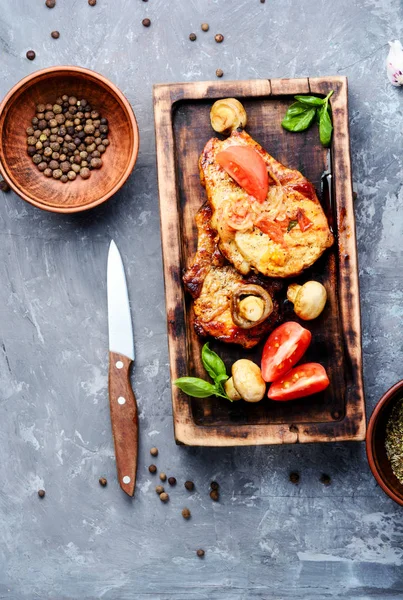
[210,489,219,501]
[320,473,331,486]
[260,0,265,3]
[289,472,300,484]
[196,549,205,558]
[51,31,60,39]
[45,0,55,7]
[210,481,219,491]
[155,485,164,494]
[0,179,10,192]
[159,472,167,482]
[168,477,177,486]
[201,23,209,31]
[148,464,157,473]
[38,489,46,498]
[99,477,107,487]
[215,34,224,43]
[189,33,197,41]
[185,480,194,491]
[26,50,36,61]
[142,18,151,27]
[159,492,169,502]
[150,447,158,457]
[216,69,224,78]
[88,0,96,5]
[181,508,191,519]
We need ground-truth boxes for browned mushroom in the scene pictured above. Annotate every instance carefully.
[231,284,273,329]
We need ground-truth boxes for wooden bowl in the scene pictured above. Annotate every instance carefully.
[0,66,139,213]
[366,380,403,506]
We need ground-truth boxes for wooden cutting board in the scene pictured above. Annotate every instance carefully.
[153,76,366,446]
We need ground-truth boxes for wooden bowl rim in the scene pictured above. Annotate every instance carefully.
[366,379,403,507]
[0,65,139,213]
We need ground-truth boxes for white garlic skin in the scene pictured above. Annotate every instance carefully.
[386,40,403,87]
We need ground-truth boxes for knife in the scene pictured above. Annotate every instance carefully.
[321,149,334,232]
[107,240,138,497]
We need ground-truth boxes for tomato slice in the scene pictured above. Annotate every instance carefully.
[216,146,269,203]
[255,215,285,245]
[267,363,330,401]
[261,322,311,382]
[296,208,313,232]
[289,182,316,200]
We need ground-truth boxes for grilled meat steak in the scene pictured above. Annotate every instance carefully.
[183,203,282,348]
[199,129,334,278]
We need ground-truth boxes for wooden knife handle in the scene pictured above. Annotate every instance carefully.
[108,351,138,497]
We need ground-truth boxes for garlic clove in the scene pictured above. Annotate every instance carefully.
[386,40,403,87]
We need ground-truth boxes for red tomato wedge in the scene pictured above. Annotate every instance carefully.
[296,208,313,232]
[254,215,286,245]
[267,363,330,401]
[216,146,269,203]
[261,322,312,382]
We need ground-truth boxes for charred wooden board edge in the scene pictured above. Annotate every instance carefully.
[153,77,366,447]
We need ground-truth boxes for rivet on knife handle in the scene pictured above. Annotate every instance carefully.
[108,351,138,496]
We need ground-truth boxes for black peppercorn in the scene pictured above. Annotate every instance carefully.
[210,489,219,501]
[80,167,91,179]
[215,33,224,43]
[51,31,60,39]
[149,464,157,474]
[216,69,224,78]
[182,508,191,519]
[0,179,10,192]
[90,157,103,169]
[168,477,176,486]
[189,33,197,41]
[320,473,331,486]
[38,489,46,498]
[196,549,205,558]
[142,18,151,27]
[289,472,300,484]
[99,477,107,487]
[185,480,194,491]
[210,481,219,491]
[26,50,36,60]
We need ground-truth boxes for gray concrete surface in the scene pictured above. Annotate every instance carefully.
[0,0,402,598]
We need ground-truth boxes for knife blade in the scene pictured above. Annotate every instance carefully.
[321,149,334,233]
[107,240,138,497]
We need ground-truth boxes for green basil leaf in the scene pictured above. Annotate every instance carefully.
[287,220,298,232]
[174,377,218,398]
[283,101,309,117]
[201,342,227,381]
[294,95,325,107]
[319,105,333,147]
[281,104,316,132]
[215,373,230,384]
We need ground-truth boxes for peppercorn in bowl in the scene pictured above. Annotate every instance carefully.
[366,379,403,507]
[0,66,139,213]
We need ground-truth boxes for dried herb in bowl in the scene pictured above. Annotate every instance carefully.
[385,398,403,484]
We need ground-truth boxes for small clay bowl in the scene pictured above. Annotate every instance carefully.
[0,66,139,213]
[366,380,403,506]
